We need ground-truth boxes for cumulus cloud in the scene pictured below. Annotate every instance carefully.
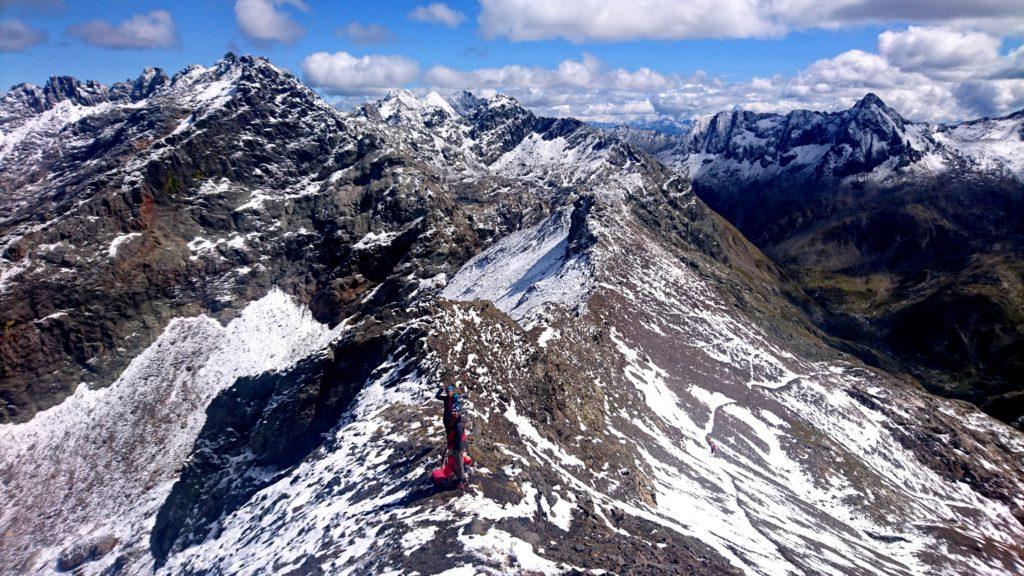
[425,54,668,92]
[67,10,177,50]
[302,51,419,95]
[954,80,1024,117]
[878,27,1002,78]
[821,0,1024,35]
[478,0,1024,42]
[0,18,45,51]
[409,3,466,28]
[421,55,677,121]
[416,31,1024,123]
[798,50,896,87]
[479,0,779,42]
[234,0,308,44]
[301,6,1024,123]
[337,21,392,45]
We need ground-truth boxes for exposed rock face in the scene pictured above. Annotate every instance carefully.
[0,55,482,423]
[611,95,1024,428]
[1,56,1022,576]
[56,535,119,572]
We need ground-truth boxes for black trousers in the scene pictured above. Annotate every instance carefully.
[452,447,465,482]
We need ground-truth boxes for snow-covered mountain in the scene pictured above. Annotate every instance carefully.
[613,94,1024,187]
[1,55,1023,575]
[610,95,1024,430]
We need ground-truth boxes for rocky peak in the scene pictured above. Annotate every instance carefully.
[161,52,314,115]
[1,83,46,118]
[2,68,170,118]
[423,91,457,117]
[43,76,107,109]
[4,75,109,113]
[609,92,941,183]
[841,92,907,135]
[463,93,537,161]
[852,92,887,111]
[217,53,281,80]
[164,53,279,90]
[109,67,170,102]
[375,89,434,121]
[446,89,482,116]
[170,63,205,85]
[826,93,926,176]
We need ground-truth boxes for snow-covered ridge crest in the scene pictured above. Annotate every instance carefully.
[935,110,1024,178]
[442,206,593,327]
[0,288,342,575]
[374,89,459,123]
[360,87,653,190]
[440,192,1024,574]
[0,53,311,168]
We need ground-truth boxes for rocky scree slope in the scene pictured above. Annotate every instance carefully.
[611,95,1024,428]
[0,56,1022,575]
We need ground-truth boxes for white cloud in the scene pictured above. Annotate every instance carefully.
[302,51,419,95]
[785,50,964,120]
[580,100,657,117]
[878,26,1002,78]
[67,10,177,50]
[409,3,466,28]
[234,0,308,44]
[0,18,45,51]
[478,0,1024,42]
[798,50,897,87]
[421,56,691,122]
[954,79,1024,117]
[337,22,392,45]
[809,0,1024,35]
[298,8,1024,124]
[479,0,780,42]
[424,54,668,92]
[416,39,1024,123]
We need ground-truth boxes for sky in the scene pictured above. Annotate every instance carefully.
[1,0,1023,123]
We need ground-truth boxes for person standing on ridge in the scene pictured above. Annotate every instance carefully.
[435,384,467,489]
[449,403,467,489]
[435,384,459,453]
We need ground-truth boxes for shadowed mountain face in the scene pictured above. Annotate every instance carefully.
[612,95,1024,428]
[1,57,1023,575]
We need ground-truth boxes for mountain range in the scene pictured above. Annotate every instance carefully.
[608,97,1024,428]
[0,54,1022,575]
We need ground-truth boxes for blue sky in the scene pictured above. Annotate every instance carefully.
[2,1,1023,122]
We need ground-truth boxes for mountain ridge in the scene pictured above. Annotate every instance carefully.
[0,55,1022,575]
[608,92,1024,428]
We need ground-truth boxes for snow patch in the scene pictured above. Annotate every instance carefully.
[0,288,341,575]
[107,232,141,258]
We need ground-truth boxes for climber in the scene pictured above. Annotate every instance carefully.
[435,384,461,453]
[432,383,470,489]
[448,404,467,488]
[434,383,458,459]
